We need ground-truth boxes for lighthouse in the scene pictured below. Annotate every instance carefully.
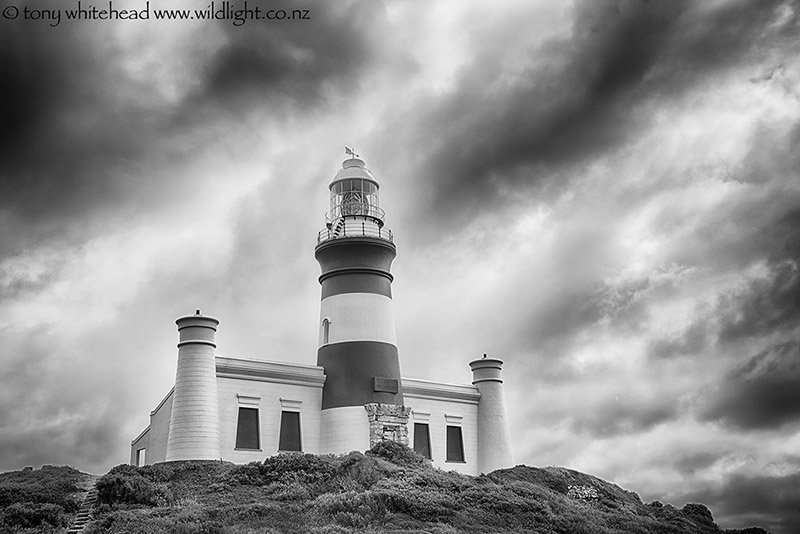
[131,150,514,474]
[315,155,409,453]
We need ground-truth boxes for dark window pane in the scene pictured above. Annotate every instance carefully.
[279,411,302,451]
[413,423,431,459]
[446,425,464,462]
[235,407,260,449]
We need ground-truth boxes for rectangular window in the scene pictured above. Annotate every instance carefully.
[278,411,302,451]
[413,423,432,459]
[235,407,260,450]
[446,425,465,462]
[136,448,146,467]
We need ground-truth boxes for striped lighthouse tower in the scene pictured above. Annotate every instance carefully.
[315,153,409,454]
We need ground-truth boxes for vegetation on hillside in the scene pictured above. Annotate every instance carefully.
[75,441,770,534]
[0,465,84,533]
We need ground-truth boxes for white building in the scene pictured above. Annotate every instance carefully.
[130,156,513,475]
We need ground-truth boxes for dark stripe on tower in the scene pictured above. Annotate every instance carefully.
[321,271,392,298]
[317,341,403,409]
[316,239,396,275]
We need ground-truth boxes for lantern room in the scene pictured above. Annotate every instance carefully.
[327,158,384,223]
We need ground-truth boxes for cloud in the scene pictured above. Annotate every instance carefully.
[702,341,800,430]
[0,328,136,472]
[569,389,680,437]
[198,0,395,109]
[648,319,712,360]
[684,472,800,534]
[717,261,800,342]
[0,0,396,259]
[385,0,799,231]
[1,1,800,531]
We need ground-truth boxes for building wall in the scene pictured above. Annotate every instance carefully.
[130,388,173,466]
[131,361,489,476]
[215,356,325,463]
[319,406,371,454]
[130,429,148,466]
[217,375,323,463]
[402,378,480,476]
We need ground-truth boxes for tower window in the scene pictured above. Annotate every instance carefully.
[413,423,432,459]
[135,448,146,467]
[321,318,330,345]
[278,411,302,452]
[446,425,465,462]
[235,407,260,450]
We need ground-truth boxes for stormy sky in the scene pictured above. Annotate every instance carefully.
[2,0,799,531]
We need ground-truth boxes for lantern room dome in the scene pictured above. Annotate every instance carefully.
[331,158,378,188]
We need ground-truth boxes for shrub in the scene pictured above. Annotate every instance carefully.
[366,440,427,468]
[332,451,400,491]
[268,480,313,501]
[373,477,460,522]
[140,463,175,483]
[0,501,69,529]
[107,464,140,477]
[96,469,172,507]
[263,453,337,485]
[0,466,83,513]
[230,453,336,486]
[227,462,264,485]
[315,490,386,522]
[682,503,715,522]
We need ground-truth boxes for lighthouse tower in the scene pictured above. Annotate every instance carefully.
[315,155,409,453]
[470,356,514,472]
[165,311,221,461]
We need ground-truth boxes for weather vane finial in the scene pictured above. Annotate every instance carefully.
[344,146,359,159]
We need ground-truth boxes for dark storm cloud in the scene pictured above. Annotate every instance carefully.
[710,180,800,343]
[570,393,678,437]
[683,472,800,534]
[673,451,722,476]
[701,341,800,430]
[398,0,797,225]
[718,260,800,342]
[0,0,394,257]
[200,1,394,109]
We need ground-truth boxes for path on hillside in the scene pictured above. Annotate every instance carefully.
[66,473,99,534]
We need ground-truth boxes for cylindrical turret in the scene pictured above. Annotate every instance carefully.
[470,355,513,473]
[315,157,406,453]
[165,311,221,461]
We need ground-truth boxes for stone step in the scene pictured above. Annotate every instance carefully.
[65,474,100,534]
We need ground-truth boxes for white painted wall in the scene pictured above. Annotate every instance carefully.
[166,341,220,461]
[319,406,371,454]
[405,394,479,475]
[319,293,397,346]
[217,376,323,463]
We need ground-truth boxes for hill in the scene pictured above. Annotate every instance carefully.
[0,464,92,532]
[1,443,771,534]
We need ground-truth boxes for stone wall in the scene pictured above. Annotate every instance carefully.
[364,403,411,447]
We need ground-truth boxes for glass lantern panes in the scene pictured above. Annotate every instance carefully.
[331,179,379,219]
